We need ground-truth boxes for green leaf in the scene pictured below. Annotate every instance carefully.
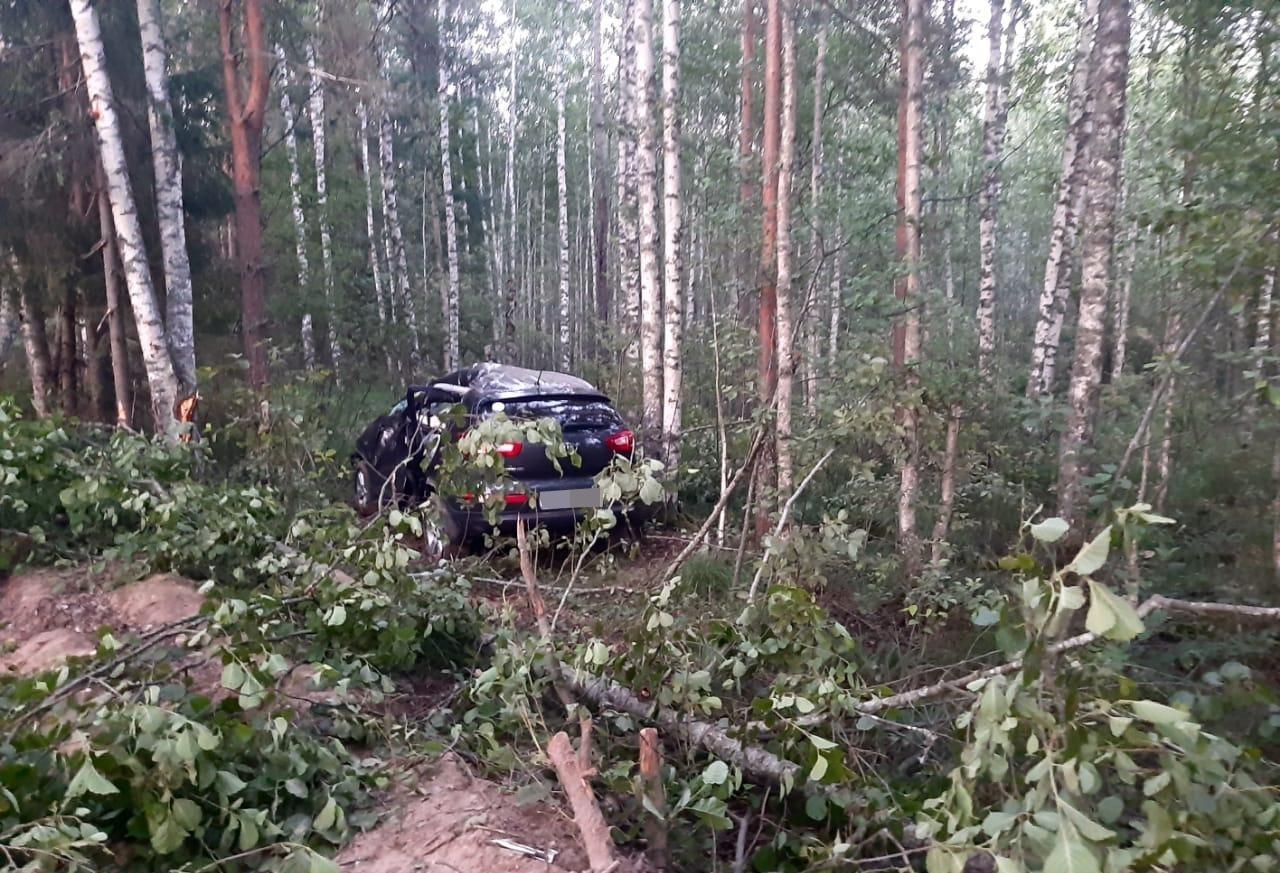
[66,758,119,798]
[285,778,309,798]
[238,813,259,852]
[1031,517,1070,543]
[314,797,339,831]
[1086,580,1145,641]
[150,814,188,855]
[1130,700,1187,725]
[1096,796,1124,824]
[326,604,347,627]
[171,798,202,831]
[1067,526,1112,576]
[1059,799,1114,842]
[221,662,246,691]
[216,770,247,795]
[1043,829,1100,873]
[702,760,729,786]
[638,478,664,505]
[309,852,341,873]
[982,810,1019,836]
[805,793,828,821]
[809,754,829,782]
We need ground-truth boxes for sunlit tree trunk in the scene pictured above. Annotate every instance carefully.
[556,59,571,371]
[19,284,53,419]
[975,0,1020,381]
[591,0,610,330]
[438,26,461,372]
[894,0,926,575]
[774,1,796,497]
[136,0,196,396]
[96,166,132,428]
[217,0,271,395]
[275,46,316,371]
[1029,0,1100,397]
[661,0,685,473]
[803,14,827,414]
[635,0,663,455]
[73,0,179,433]
[1056,0,1130,527]
[305,40,340,367]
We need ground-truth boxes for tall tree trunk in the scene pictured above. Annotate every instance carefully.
[1029,0,1101,397]
[84,307,110,423]
[617,0,641,380]
[276,46,316,371]
[828,246,841,370]
[895,0,926,575]
[758,0,781,405]
[136,0,196,396]
[591,0,610,329]
[1056,0,1131,527]
[1111,217,1137,381]
[774,1,796,497]
[358,102,390,332]
[19,284,54,419]
[439,17,461,372]
[505,24,520,361]
[635,0,663,455]
[0,284,18,367]
[96,166,133,428]
[556,57,571,371]
[661,0,684,473]
[58,282,78,417]
[305,39,340,367]
[803,14,827,414]
[738,0,757,307]
[975,0,1020,381]
[73,0,180,432]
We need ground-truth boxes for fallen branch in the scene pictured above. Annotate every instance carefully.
[638,727,668,868]
[746,447,837,603]
[547,730,619,873]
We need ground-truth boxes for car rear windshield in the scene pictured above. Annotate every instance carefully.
[481,396,622,432]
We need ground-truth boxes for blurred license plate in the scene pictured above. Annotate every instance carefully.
[538,487,601,510]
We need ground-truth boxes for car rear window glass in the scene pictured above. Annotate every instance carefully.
[482,397,622,432]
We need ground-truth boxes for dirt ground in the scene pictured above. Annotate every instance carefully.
[336,754,596,872]
[0,564,204,674]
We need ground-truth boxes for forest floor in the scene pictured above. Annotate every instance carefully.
[0,562,599,872]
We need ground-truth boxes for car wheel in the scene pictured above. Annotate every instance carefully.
[352,460,380,516]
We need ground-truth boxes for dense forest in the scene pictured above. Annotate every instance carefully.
[1,0,1279,870]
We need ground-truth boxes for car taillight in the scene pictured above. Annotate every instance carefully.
[497,441,523,458]
[504,493,529,507]
[605,429,635,454]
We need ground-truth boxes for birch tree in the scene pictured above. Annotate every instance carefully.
[1056,0,1131,526]
[276,46,316,370]
[136,0,196,395]
[591,0,610,328]
[439,10,461,371]
[71,0,180,433]
[556,54,571,371]
[1029,0,1100,397]
[894,0,926,574]
[803,14,827,413]
[661,0,685,472]
[380,112,420,362]
[975,0,1021,381]
[617,0,641,371]
[635,0,664,454]
[774,0,796,496]
[358,102,390,331]
[305,40,340,366]
[18,285,53,419]
[96,167,132,429]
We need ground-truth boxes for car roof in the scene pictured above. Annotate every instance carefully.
[428,363,610,404]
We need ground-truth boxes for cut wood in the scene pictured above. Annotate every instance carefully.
[547,730,619,873]
[638,727,669,868]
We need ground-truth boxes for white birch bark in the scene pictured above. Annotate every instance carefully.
[305,40,340,367]
[136,0,196,394]
[660,0,684,472]
[774,1,796,497]
[1029,0,1101,396]
[930,404,963,566]
[71,0,178,436]
[438,29,461,371]
[828,250,841,370]
[358,102,389,328]
[18,284,53,419]
[635,0,663,452]
[96,172,133,428]
[975,0,1016,381]
[618,0,641,370]
[0,284,17,366]
[804,16,827,414]
[276,45,316,370]
[556,65,572,370]
[504,23,520,360]
[1111,218,1137,380]
[1056,0,1130,526]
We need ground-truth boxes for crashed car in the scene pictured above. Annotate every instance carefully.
[351,363,639,542]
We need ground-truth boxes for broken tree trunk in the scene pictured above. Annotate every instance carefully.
[547,731,619,873]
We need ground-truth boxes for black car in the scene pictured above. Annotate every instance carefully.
[351,363,638,541]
